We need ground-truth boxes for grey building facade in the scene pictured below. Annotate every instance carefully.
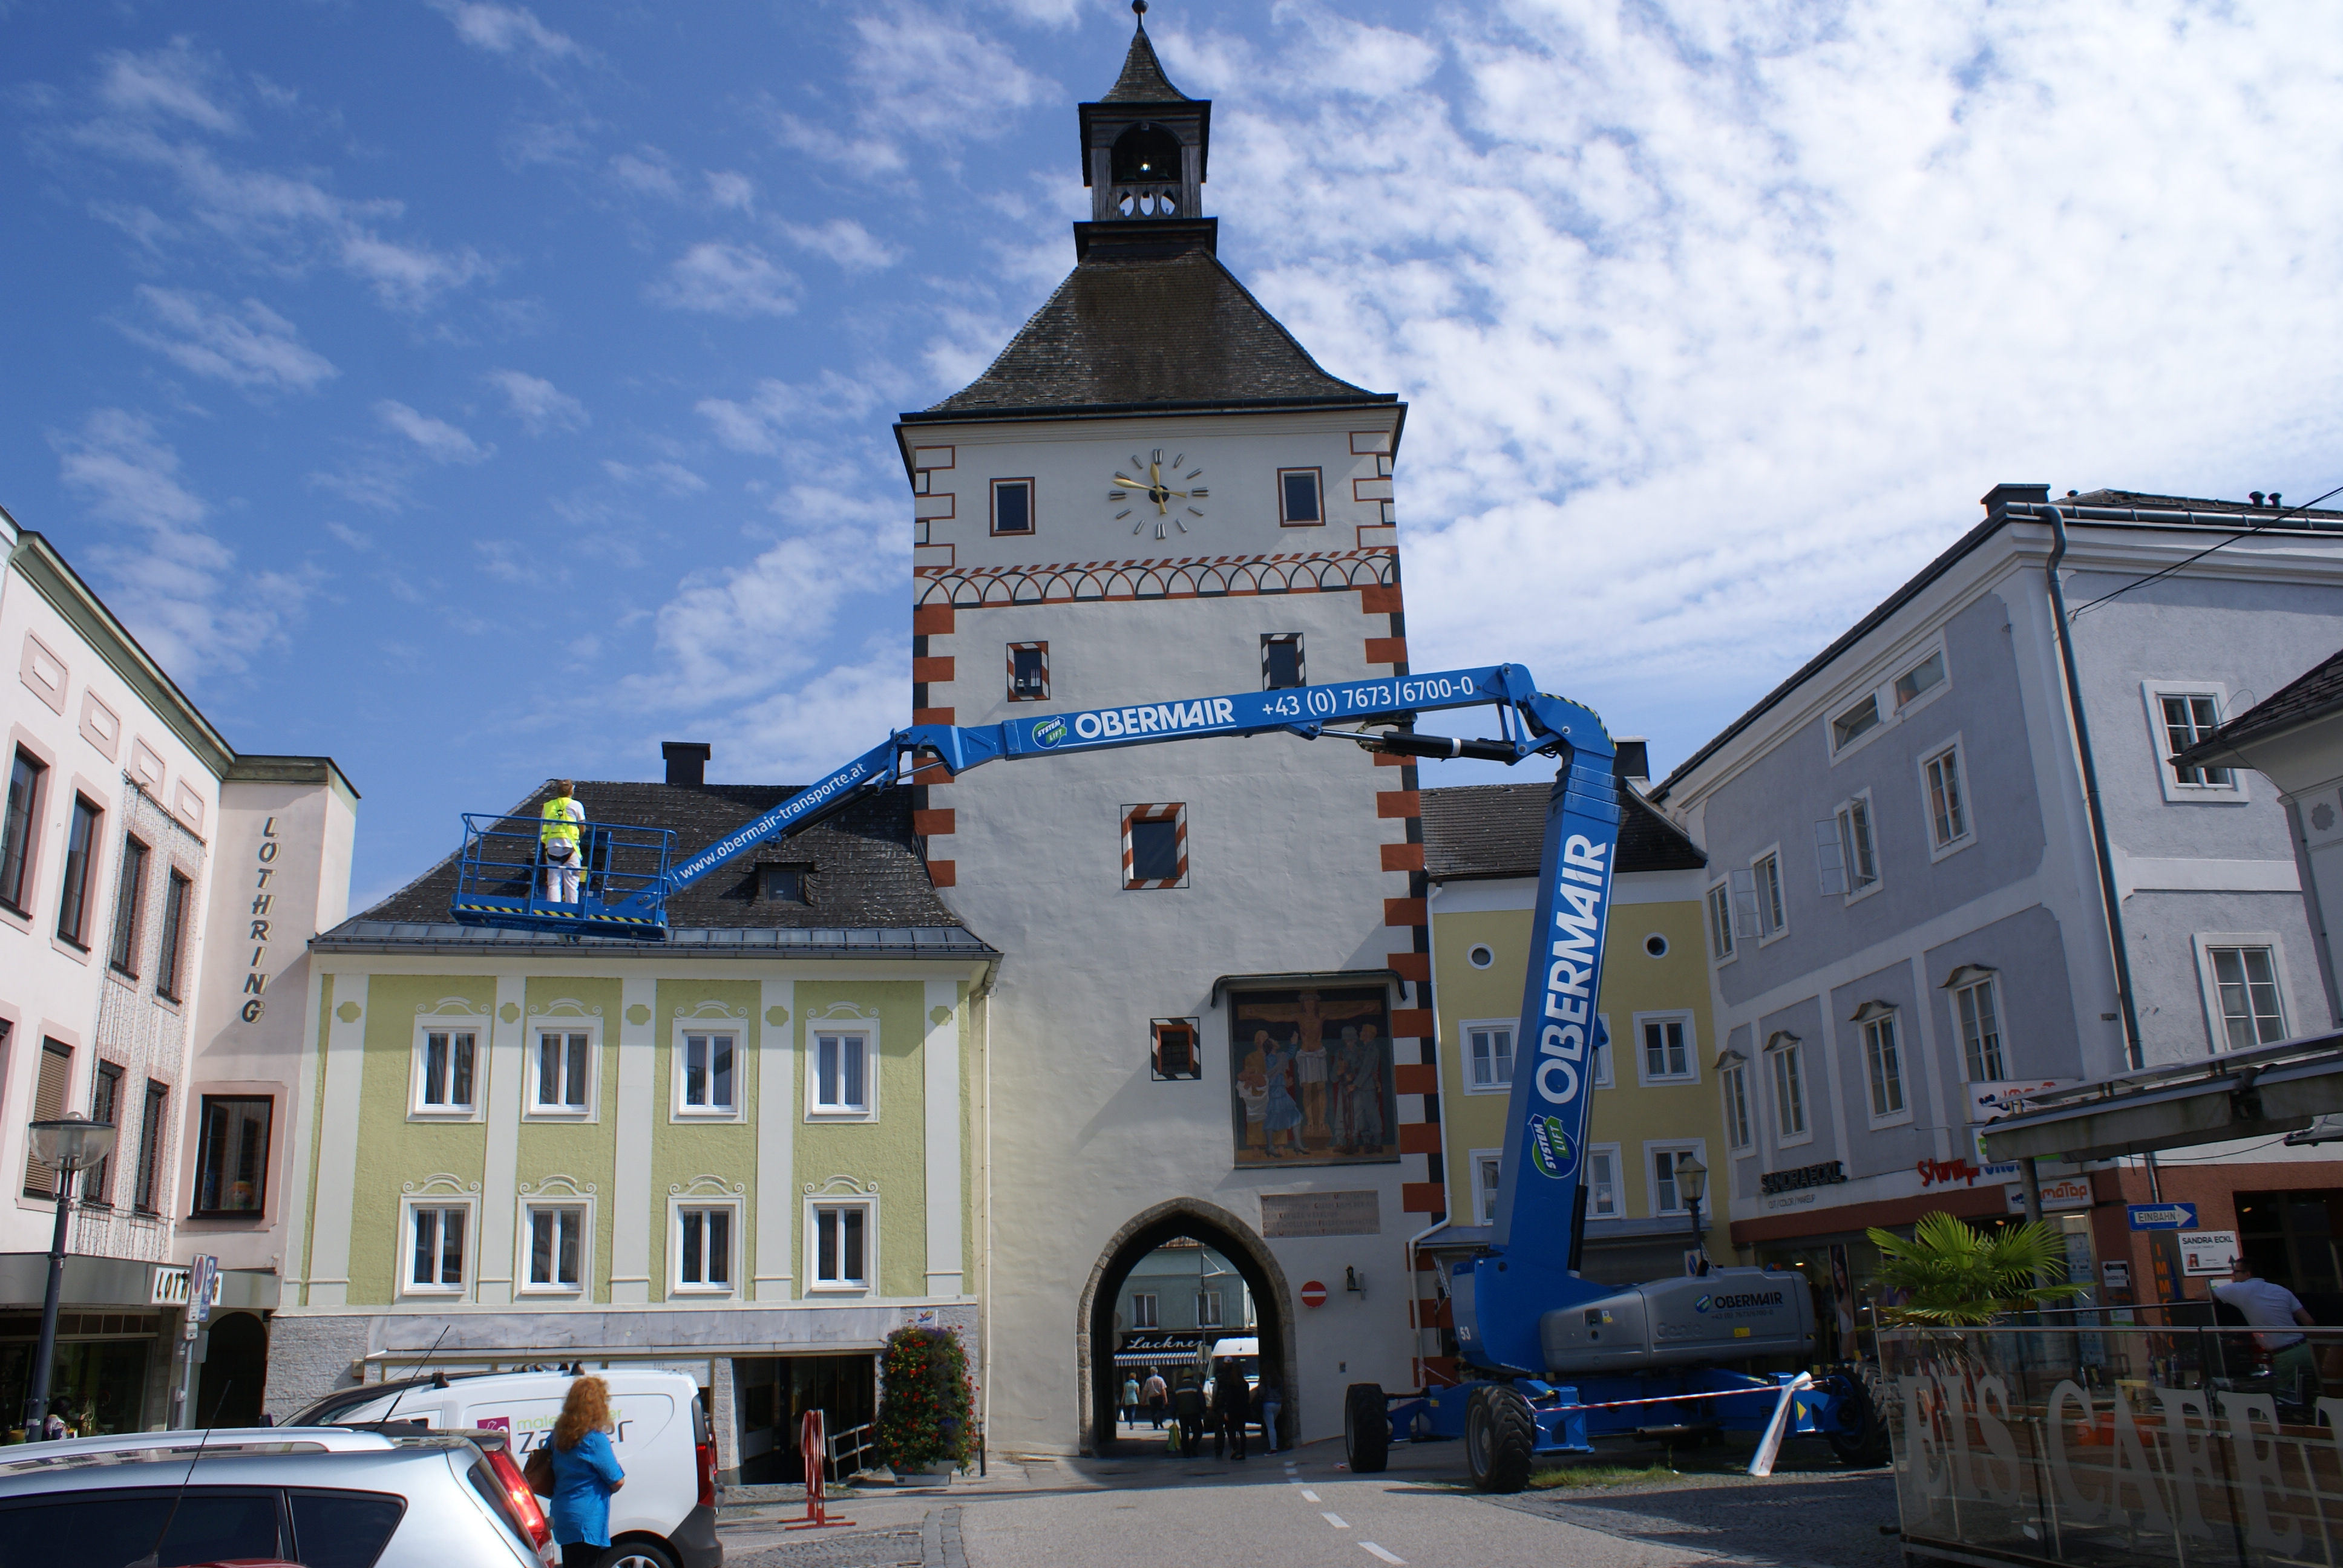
[1651,485,2343,1290]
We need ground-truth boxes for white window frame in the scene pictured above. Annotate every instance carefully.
[1766,1034,1811,1148]
[1584,1143,1622,1218]
[804,1195,876,1295]
[1815,791,1882,902]
[1919,736,1976,860]
[408,1018,485,1121]
[2141,681,2248,803]
[2192,933,2294,1054]
[1705,881,1737,964]
[1197,1289,1225,1328]
[1633,1011,1698,1086]
[399,1197,474,1299]
[526,1023,600,1121]
[1720,1059,1754,1152]
[1953,973,2007,1082]
[670,1197,742,1296]
[1461,1019,1515,1096]
[1469,1148,1503,1226]
[1856,1006,1911,1126]
[807,1028,878,1121]
[1751,847,1788,943]
[672,1024,743,1122]
[1129,1290,1159,1328]
[1592,1013,1614,1089]
[1648,1141,1708,1218]
[517,1197,594,1295]
[1828,642,1951,763]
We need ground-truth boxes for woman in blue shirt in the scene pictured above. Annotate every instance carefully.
[548,1376,627,1567]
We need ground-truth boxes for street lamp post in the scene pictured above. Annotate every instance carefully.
[24,1114,117,1437]
[1676,1153,1710,1278]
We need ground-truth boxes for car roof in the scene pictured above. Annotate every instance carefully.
[295,1365,695,1425]
[0,1434,478,1495]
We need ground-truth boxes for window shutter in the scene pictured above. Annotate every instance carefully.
[23,1044,71,1197]
[1729,867,1761,939]
[1814,818,1847,895]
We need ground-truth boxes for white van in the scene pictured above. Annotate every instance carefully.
[296,1368,719,1568]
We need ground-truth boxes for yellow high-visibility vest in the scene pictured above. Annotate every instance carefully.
[540,796,580,848]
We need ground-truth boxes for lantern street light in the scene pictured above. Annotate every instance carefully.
[1676,1152,1711,1278]
[24,1114,116,1436]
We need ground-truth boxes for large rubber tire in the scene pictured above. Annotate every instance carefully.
[1344,1382,1391,1474]
[594,1542,678,1568]
[1824,1374,1893,1468]
[1465,1384,1536,1494]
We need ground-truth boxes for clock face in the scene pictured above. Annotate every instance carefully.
[1108,448,1208,540]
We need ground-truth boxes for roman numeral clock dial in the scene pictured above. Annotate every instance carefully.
[1107,449,1208,540]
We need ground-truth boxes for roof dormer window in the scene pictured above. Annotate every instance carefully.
[759,864,810,904]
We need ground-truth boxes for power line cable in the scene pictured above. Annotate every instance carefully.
[2066,483,2343,619]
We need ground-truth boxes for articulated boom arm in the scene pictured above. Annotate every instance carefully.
[451,662,1625,1326]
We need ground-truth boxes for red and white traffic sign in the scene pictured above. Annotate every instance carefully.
[1300,1279,1327,1308]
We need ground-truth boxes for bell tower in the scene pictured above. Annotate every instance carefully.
[1074,1,1216,260]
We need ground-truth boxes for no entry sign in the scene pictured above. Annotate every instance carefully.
[1300,1279,1327,1308]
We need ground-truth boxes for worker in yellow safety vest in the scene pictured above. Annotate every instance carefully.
[540,779,585,904]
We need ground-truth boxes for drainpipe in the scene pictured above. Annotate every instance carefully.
[2044,505,2146,1073]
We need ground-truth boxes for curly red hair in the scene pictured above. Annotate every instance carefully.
[554,1375,611,1451]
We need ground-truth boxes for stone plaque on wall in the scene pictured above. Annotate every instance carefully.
[1260,1190,1380,1238]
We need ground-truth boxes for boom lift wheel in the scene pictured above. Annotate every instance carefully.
[1464,1384,1535,1493]
[1824,1373,1892,1468]
[1343,1383,1390,1474]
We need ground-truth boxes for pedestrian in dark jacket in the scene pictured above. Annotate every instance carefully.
[1211,1368,1250,1460]
[1253,1375,1283,1454]
[1172,1375,1207,1457]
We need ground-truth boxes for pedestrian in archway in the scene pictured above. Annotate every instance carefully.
[1254,1373,1283,1454]
[1172,1374,1207,1457]
[1211,1365,1249,1460]
[1142,1368,1167,1429]
[1121,1372,1141,1428]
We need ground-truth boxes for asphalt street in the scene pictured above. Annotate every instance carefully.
[718,1434,1902,1568]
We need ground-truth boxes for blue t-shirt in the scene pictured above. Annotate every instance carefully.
[546,1428,626,1547]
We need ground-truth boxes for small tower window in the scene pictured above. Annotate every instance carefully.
[1279,468,1323,526]
[1008,642,1050,701]
[759,864,809,904]
[992,478,1034,535]
[1261,634,1304,690]
[1110,123,1183,185]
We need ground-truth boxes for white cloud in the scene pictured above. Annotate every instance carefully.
[649,242,799,316]
[705,171,755,212]
[695,373,886,454]
[758,8,1050,178]
[765,111,906,177]
[488,368,588,434]
[50,408,313,679]
[116,286,338,393]
[430,2,589,70]
[610,149,681,198]
[603,459,707,495]
[57,44,493,310]
[779,217,902,272]
[375,399,493,463]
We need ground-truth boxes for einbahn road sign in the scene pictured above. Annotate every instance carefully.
[2128,1203,2198,1230]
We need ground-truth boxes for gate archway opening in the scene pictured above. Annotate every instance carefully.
[1078,1198,1295,1455]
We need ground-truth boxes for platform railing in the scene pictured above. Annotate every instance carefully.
[453,813,675,930]
[1884,1320,2343,1568]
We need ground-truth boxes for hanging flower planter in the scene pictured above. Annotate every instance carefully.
[877,1325,975,1483]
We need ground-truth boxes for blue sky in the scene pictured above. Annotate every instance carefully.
[6,1,2342,908]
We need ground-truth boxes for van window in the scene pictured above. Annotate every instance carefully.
[0,1487,282,1564]
[290,1489,407,1568]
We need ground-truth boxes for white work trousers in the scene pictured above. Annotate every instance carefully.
[542,841,580,903]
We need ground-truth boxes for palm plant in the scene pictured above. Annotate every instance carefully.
[1866,1211,2086,1327]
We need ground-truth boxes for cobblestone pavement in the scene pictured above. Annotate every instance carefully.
[715,1437,1901,1568]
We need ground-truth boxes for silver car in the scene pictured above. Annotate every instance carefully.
[0,1426,551,1567]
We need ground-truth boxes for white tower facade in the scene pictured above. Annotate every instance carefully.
[896,16,1444,1453]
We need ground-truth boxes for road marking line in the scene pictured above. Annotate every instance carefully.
[1323,1512,1349,1528]
[1302,1489,1321,1501]
[1361,1545,1406,1565]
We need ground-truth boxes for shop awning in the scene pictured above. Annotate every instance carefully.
[1114,1332,1204,1367]
[1979,1030,2343,1164]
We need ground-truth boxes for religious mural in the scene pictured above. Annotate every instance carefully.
[1228,986,1398,1166]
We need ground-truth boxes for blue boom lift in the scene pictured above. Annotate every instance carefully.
[448,661,1886,1488]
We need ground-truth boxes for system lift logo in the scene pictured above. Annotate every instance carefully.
[1034,717,1069,749]
[1694,1295,1712,1313]
[1527,1112,1575,1179]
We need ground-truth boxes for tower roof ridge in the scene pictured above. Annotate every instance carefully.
[1101,7,1191,103]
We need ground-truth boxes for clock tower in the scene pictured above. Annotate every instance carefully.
[895,4,1435,1455]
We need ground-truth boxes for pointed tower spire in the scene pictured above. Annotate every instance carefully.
[1104,1,1191,103]
[1075,1,1214,260]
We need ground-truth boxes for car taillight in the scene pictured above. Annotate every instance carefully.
[485,1445,554,1553]
[697,1432,717,1508]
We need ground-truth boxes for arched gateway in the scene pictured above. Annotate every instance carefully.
[1078,1198,1296,1454]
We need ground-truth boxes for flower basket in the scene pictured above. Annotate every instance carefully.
[877,1325,975,1478]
